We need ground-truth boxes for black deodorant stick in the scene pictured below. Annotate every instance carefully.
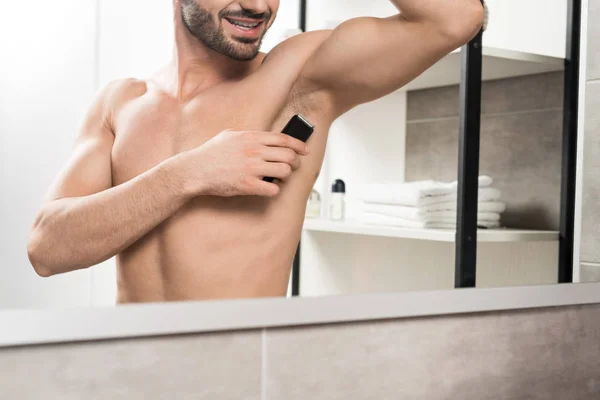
[263,114,315,183]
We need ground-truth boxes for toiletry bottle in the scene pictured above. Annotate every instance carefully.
[305,189,321,219]
[330,179,345,221]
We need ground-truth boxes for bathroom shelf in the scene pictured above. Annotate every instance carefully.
[289,1,579,295]
[302,219,559,243]
[402,46,564,91]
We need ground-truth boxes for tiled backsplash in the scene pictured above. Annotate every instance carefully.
[405,72,564,230]
[2,304,600,399]
[0,331,262,400]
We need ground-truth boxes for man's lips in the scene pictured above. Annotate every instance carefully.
[226,17,266,24]
[223,17,265,38]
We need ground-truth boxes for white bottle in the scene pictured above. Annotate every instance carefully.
[330,179,345,221]
[305,189,322,219]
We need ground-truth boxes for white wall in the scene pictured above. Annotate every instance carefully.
[306,0,397,31]
[484,0,567,59]
[262,0,301,51]
[0,0,98,309]
[573,0,589,282]
[97,0,174,88]
[316,92,407,220]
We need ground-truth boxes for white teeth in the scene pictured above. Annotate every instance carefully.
[228,19,260,29]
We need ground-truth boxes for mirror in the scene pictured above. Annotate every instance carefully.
[0,0,589,314]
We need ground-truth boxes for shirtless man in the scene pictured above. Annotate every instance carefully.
[27,0,483,303]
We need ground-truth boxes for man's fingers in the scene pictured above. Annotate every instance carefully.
[260,147,301,170]
[252,131,309,155]
[249,179,280,197]
[259,162,293,181]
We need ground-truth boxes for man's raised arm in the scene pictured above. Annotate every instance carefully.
[297,0,484,116]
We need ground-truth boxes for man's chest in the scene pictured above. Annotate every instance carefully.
[109,30,337,185]
[110,81,302,186]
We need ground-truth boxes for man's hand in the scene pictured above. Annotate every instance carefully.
[298,0,484,117]
[176,129,310,198]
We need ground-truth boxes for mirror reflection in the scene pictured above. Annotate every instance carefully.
[0,0,584,311]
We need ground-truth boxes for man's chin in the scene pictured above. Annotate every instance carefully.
[233,52,260,62]
[226,40,262,61]
[225,49,260,61]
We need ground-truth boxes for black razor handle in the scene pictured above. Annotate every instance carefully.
[263,114,315,183]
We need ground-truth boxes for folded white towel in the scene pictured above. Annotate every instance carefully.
[425,223,461,230]
[360,176,496,207]
[360,180,442,206]
[360,202,421,220]
[426,211,500,222]
[419,175,493,196]
[419,188,501,207]
[360,202,502,222]
[421,201,506,213]
[357,212,501,229]
[361,187,501,207]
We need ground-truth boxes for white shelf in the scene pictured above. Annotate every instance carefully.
[303,218,558,243]
[402,46,564,91]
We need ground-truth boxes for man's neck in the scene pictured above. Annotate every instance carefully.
[164,2,257,101]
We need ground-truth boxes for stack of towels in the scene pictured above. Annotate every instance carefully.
[356,176,506,229]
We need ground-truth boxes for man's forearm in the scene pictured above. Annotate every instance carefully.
[27,155,194,277]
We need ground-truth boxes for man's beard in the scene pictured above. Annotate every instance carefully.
[180,0,268,61]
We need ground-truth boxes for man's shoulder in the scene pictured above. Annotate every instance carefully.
[102,78,148,106]
[92,78,148,134]
[261,29,333,65]
[287,29,333,46]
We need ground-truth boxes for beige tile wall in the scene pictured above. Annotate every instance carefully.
[0,331,262,400]
[405,72,564,231]
[265,304,600,400]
